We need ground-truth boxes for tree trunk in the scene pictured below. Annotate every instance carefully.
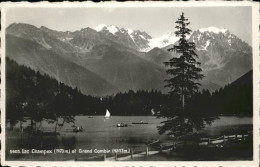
[54,119,58,133]
[58,117,65,131]
[38,121,42,131]
[30,119,34,133]
[182,95,185,110]
[19,121,24,132]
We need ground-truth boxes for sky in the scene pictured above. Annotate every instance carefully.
[5,6,252,45]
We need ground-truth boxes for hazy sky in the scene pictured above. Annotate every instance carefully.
[6,7,252,45]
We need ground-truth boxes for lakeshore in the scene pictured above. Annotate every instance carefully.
[6,116,253,161]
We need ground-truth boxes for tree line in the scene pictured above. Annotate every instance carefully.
[6,58,100,132]
[6,57,252,132]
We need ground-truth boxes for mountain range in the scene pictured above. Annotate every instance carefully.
[6,23,252,96]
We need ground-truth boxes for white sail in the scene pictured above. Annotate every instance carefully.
[104,109,110,118]
[151,109,155,115]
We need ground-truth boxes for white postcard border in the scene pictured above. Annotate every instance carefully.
[0,1,259,167]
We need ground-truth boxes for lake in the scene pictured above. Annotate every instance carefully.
[6,116,252,161]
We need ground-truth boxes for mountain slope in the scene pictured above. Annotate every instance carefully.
[6,23,169,94]
[189,28,252,87]
[6,23,252,94]
[159,27,252,91]
[6,34,118,96]
[94,24,179,52]
[141,47,172,67]
[76,44,168,92]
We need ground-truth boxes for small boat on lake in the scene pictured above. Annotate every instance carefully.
[88,116,93,118]
[132,121,148,124]
[117,123,128,127]
[104,109,110,119]
[72,125,83,132]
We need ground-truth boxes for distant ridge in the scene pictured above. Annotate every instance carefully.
[6,34,119,96]
[6,23,252,94]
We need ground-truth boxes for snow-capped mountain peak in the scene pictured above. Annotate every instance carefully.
[94,24,154,51]
[139,31,179,52]
[126,28,134,35]
[190,27,240,52]
[93,25,238,53]
[199,27,228,34]
[165,31,175,36]
[95,24,107,31]
[125,28,135,41]
[95,24,119,35]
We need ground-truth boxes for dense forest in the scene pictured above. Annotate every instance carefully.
[6,58,102,129]
[6,58,253,128]
[210,70,253,116]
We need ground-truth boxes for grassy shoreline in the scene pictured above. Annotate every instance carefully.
[5,122,253,161]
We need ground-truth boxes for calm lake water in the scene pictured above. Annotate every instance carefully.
[6,116,252,161]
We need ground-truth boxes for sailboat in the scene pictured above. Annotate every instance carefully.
[151,109,155,115]
[104,109,110,119]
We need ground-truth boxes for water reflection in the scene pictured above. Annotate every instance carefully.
[6,116,252,161]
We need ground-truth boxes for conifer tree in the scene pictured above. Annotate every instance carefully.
[165,12,204,108]
[158,13,205,138]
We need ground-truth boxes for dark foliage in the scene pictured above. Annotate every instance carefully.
[157,90,218,137]
[165,12,204,99]
[158,13,209,138]
[101,89,165,116]
[157,69,252,138]
[6,57,252,134]
[211,70,253,116]
[6,58,77,131]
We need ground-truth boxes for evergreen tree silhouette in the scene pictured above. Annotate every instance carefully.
[158,13,211,138]
[165,12,204,108]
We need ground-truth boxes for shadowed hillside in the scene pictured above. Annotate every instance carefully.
[6,34,118,96]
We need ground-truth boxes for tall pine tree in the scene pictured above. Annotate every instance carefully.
[158,13,206,138]
[165,12,204,108]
